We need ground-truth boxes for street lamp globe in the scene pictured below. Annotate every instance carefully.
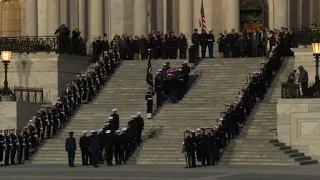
[312,42,320,55]
[1,51,12,62]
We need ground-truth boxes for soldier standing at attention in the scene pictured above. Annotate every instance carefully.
[65,131,76,167]
[110,108,120,131]
[90,130,100,168]
[0,129,4,166]
[80,131,90,166]
[199,29,208,58]
[207,30,215,58]
[135,112,144,145]
[183,130,196,168]
[10,129,18,165]
[192,29,200,57]
[145,87,155,119]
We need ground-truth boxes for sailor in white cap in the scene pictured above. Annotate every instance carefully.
[80,131,90,165]
[65,131,76,167]
[110,109,120,131]
[145,87,155,119]
[122,127,127,132]
[104,129,114,166]
[113,130,122,164]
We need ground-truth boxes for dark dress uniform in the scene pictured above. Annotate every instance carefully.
[191,30,200,57]
[199,31,208,58]
[207,32,215,58]
[145,88,155,119]
[184,132,196,168]
[17,131,25,164]
[135,114,144,145]
[10,131,18,165]
[79,133,90,165]
[104,131,114,166]
[0,131,4,165]
[4,132,11,165]
[65,132,76,167]
[110,112,120,131]
[178,36,188,59]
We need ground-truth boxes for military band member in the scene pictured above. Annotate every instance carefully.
[65,131,76,167]
[80,131,90,166]
[0,129,4,165]
[145,87,155,119]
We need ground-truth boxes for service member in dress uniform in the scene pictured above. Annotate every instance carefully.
[110,108,120,131]
[199,29,208,58]
[207,30,215,58]
[4,129,11,165]
[145,87,155,119]
[79,131,90,166]
[114,130,122,164]
[17,129,25,164]
[0,129,4,165]
[191,29,200,57]
[10,129,18,165]
[183,130,196,168]
[65,131,76,167]
[135,112,144,145]
[121,128,130,161]
[104,130,114,166]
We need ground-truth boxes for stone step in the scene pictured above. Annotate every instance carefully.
[219,161,296,166]
[220,158,294,163]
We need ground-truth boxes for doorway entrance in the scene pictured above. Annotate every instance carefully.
[240,0,268,30]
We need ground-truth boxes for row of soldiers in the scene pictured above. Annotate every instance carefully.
[66,111,144,167]
[183,40,284,168]
[0,49,121,166]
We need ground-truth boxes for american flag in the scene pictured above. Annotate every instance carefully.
[146,49,153,87]
[199,0,206,32]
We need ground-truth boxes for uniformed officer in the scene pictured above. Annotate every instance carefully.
[207,30,215,58]
[135,112,144,145]
[0,129,4,166]
[191,29,200,57]
[183,130,196,168]
[65,131,76,167]
[114,130,122,164]
[121,128,130,161]
[145,87,155,119]
[104,130,114,166]
[90,130,100,168]
[110,108,120,131]
[199,29,208,58]
[154,72,164,108]
[79,131,90,165]
[17,129,25,164]
[4,129,11,165]
[189,44,196,69]
[10,129,18,165]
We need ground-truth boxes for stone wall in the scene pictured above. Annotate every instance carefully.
[0,53,91,102]
[277,99,320,160]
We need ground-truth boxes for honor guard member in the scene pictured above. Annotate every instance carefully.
[121,128,130,161]
[98,129,104,164]
[207,30,215,58]
[199,29,208,58]
[135,112,144,145]
[17,129,25,164]
[27,120,36,148]
[79,131,90,165]
[191,29,200,57]
[189,44,196,69]
[114,130,122,164]
[110,108,120,131]
[104,130,114,166]
[10,129,18,165]
[127,115,138,151]
[34,112,42,144]
[0,129,4,165]
[145,87,155,119]
[107,116,115,132]
[154,72,164,108]
[65,131,76,167]
[23,128,31,161]
[90,130,100,168]
[4,129,11,165]
[183,130,196,168]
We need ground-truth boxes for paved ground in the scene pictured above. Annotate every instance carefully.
[1,164,320,180]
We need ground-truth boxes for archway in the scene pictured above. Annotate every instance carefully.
[239,0,268,29]
[0,0,21,37]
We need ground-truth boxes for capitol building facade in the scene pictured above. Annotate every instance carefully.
[0,0,318,40]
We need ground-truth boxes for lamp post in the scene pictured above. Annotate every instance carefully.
[1,51,12,95]
[312,43,320,83]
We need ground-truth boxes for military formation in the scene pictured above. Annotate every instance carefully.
[183,35,285,168]
[66,110,144,167]
[0,45,121,167]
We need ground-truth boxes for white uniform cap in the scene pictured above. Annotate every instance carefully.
[29,120,33,123]
[136,112,141,115]
[238,95,243,98]
[98,129,103,132]
[105,123,109,126]
[90,130,96,133]
[112,108,117,112]
[106,130,111,134]
[158,69,162,72]
[122,128,127,131]
[108,116,113,120]
[219,117,223,121]
[115,130,120,133]
[190,43,194,46]
[82,131,87,134]
[183,60,188,64]
[214,126,219,129]
[196,128,201,131]
[190,130,195,133]
[131,115,136,119]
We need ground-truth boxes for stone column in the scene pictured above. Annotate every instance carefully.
[47,0,60,35]
[69,0,79,31]
[171,0,179,33]
[104,0,110,37]
[268,0,274,29]
[25,0,38,36]
[88,0,103,39]
[163,0,167,33]
[224,0,240,32]
[179,0,192,35]
[274,0,288,28]
[157,0,163,31]
[133,0,148,36]
[78,0,85,38]
[37,0,47,36]
[59,0,68,26]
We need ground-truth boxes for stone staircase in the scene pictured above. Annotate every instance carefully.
[31,59,184,164]
[131,58,262,164]
[221,57,317,165]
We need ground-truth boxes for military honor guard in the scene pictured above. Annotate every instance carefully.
[145,87,155,119]
[0,129,4,166]
[65,131,76,167]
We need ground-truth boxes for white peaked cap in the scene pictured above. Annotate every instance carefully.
[136,112,141,115]
[106,130,111,134]
[82,131,87,134]
[238,95,243,98]
[219,117,223,120]
[115,130,120,133]
[98,129,103,132]
[214,126,219,129]
[108,116,113,120]
[105,123,109,125]
[112,108,117,112]
[122,128,127,131]
[90,130,96,133]
[158,69,162,72]
[183,60,188,64]
[190,130,195,133]
[29,120,33,123]
[190,43,194,46]
[131,115,136,119]
[196,128,201,131]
